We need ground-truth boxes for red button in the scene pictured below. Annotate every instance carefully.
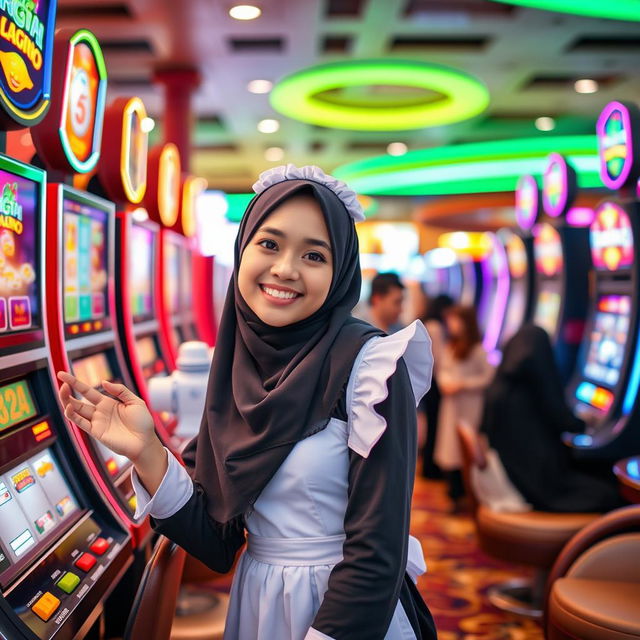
[89,538,110,556]
[75,553,97,572]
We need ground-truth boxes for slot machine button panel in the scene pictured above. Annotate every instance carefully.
[74,552,97,572]
[32,592,61,621]
[56,572,81,594]
[89,537,110,555]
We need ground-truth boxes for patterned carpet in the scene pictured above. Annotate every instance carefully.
[412,476,544,639]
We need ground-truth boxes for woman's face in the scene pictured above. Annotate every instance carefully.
[238,194,334,327]
[445,313,465,338]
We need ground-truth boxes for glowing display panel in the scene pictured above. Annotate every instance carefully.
[534,223,563,277]
[181,247,193,312]
[0,168,40,333]
[164,238,180,315]
[135,336,167,381]
[0,448,78,571]
[590,202,634,271]
[129,224,154,319]
[0,380,36,433]
[63,198,108,330]
[583,295,631,388]
[534,284,561,337]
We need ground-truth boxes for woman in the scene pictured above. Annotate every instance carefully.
[58,165,437,640]
[481,324,623,513]
[434,305,493,511]
[419,294,454,478]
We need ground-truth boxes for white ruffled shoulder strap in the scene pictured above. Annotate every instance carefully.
[346,320,433,458]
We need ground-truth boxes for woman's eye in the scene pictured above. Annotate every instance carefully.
[258,239,277,250]
[305,252,327,263]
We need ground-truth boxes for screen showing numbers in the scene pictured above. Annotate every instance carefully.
[0,380,37,432]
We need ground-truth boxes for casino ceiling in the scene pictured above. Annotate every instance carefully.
[56,0,640,192]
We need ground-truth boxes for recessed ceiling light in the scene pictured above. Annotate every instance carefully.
[387,142,408,156]
[265,146,284,161]
[257,118,280,133]
[141,117,155,133]
[229,4,261,20]
[247,79,273,94]
[535,116,556,131]
[574,78,599,94]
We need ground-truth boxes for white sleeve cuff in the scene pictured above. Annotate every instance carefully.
[131,447,194,520]
[304,628,335,640]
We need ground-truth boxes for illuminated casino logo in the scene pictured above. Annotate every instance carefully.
[533,222,563,277]
[590,201,634,271]
[543,154,568,218]
[11,467,35,493]
[0,182,22,234]
[515,174,539,231]
[505,233,527,279]
[596,101,640,191]
[0,0,56,127]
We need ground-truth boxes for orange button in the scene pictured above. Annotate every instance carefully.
[32,592,60,621]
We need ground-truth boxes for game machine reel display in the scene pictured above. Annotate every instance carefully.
[567,100,640,460]
[0,155,131,640]
[30,29,153,547]
[531,154,591,383]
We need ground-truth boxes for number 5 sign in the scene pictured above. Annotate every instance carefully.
[31,28,108,175]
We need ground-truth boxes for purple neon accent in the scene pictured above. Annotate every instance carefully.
[543,153,568,218]
[597,101,634,191]
[515,174,539,230]
[482,236,510,354]
[566,207,595,227]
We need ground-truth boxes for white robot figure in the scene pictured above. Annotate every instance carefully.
[148,341,212,440]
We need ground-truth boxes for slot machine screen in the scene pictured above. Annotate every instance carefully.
[181,246,193,313]
[63,198,108,334]
[135,336,166,380]
[501,233,529,343]
[583,295,631,388]
[534,284,562,337]
[590,202,634,272]
[130,224,154,320]
[0,168,40,334]
[534,223,563,277]
[164,238,180,315]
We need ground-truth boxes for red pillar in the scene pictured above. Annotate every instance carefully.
[153,68,201,169]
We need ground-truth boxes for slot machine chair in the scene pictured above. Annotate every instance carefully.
[545,505,640,640]
[124,536,186,640]
[457,423,599,618]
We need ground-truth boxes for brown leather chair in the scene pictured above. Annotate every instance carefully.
[545,505,640,640]
[457,423,599,618]
[124,536,186,640]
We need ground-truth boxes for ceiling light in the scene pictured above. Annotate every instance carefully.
[229,4,261,20]
[141,117,155,133]
[131,207,149,222]
[265,146,284,161]
[247,79,273,94]
[257,118,279,133]
[535,116,555,131]
[387,142,408,156]
[575,79,599,94]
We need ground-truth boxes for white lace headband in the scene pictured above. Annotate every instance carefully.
[252,164,365,222]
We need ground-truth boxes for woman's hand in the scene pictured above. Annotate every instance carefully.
[440,380,463,395]
[57,371,158,464]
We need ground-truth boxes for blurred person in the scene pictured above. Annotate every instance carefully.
[434,305,493,512]
[481,325,623,513]
[368,271,405,333]
[418,294,455,478]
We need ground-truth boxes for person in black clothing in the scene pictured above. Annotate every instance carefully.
[419,294,454,478]
[481,324,623,513]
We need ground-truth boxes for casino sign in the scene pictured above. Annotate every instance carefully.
[0,0,57,128]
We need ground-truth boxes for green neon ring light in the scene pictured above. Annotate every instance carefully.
[492,0,640,21]
[334,135,601,196]
[270,60,490,131]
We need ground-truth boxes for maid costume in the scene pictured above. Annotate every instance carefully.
[131,165,437,640]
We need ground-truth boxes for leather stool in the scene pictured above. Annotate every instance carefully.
[458,423,599,618]
[546,505,640,640]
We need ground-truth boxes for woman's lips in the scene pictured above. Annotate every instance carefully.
[259,284,302,305]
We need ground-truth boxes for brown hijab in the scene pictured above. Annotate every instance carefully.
[181,180,381,527]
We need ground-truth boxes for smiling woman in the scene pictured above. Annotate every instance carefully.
[238,194,334,327]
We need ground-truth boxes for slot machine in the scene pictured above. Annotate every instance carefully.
[530,154,591,383]
[566,100,640,460]
[0,154,131,640]
[30,29,155,547]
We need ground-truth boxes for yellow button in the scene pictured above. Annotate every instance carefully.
[32,592,60,621]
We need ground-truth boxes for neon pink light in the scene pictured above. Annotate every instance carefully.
[515,174,539,230]
[482,234,510,355]
[566,207,595,227]
[543,153,569,218]
[590,201,634,270]
[596,101,635,191]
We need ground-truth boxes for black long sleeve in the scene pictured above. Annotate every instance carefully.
[150,483,246,574]
[311,358,418,640]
